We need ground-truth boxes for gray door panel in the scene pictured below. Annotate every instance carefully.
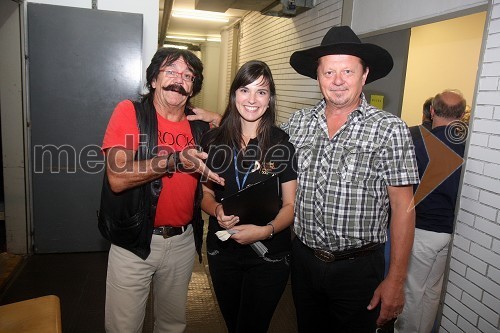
[28,3,143,252]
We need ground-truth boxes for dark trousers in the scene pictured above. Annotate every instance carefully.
[207,248,290,333]
[291,237,385,333]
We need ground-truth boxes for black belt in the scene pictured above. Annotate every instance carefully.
[152,225,187,239]
[301,240,383,263]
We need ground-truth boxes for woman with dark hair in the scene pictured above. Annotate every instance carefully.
[201,60,297,333]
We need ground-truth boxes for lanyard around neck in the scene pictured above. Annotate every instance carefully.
[233,148,254,190]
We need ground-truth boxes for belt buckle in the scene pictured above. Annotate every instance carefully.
[158,226,171,239]
[314,249,336,263]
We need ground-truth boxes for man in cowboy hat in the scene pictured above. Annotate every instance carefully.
[284,25,419,332]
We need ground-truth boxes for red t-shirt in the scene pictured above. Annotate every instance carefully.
[102,100,198,227]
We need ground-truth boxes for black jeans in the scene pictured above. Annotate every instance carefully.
[291,237,385,333]
[207,247,290,333]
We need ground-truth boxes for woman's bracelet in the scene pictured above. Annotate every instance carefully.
[214,203,222,217]
[266,221,275,239]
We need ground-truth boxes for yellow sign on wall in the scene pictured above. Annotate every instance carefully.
[370,94,384,109]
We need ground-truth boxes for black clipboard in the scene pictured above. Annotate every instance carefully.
[221,175,281,226]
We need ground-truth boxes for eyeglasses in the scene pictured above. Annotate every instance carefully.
[160,69,195,82]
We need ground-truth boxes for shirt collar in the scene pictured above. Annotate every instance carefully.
[311,99,327,119]
[352,93,369,120]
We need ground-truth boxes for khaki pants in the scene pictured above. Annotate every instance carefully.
[105,225,195,333]
[395,228,450,333]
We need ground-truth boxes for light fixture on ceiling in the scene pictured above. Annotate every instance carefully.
[171,10,229,23]
[166,35,206,42]
[206,36,222,42]
[165,35,222,43]
[163,44,188,50]
[162,41,201,52]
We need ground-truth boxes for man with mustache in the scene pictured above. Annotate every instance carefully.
[101,48,224,333]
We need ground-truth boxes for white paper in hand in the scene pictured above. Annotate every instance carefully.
[215,229,239,241]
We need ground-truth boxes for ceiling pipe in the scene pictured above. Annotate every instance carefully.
[159,0,174,48]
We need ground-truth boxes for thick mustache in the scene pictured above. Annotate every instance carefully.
[163,84,189,96]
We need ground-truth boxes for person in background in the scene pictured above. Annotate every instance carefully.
[200,60,297,333]
[409,96,433,142]
[102,47,223,333]
[462,104,471,125]
[389,96,433,277]
[187,26,419,332]
[395,89,467,333]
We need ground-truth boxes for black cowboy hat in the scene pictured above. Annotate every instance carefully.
[289,26,393,84]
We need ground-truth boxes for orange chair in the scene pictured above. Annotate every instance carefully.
[0,295,62,333]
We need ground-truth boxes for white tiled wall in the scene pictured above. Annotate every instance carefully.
[225,26,235,109]
[215,25,239,111]
[441,1,500,332]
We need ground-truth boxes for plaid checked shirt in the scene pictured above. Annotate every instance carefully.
[282,94,419,251]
